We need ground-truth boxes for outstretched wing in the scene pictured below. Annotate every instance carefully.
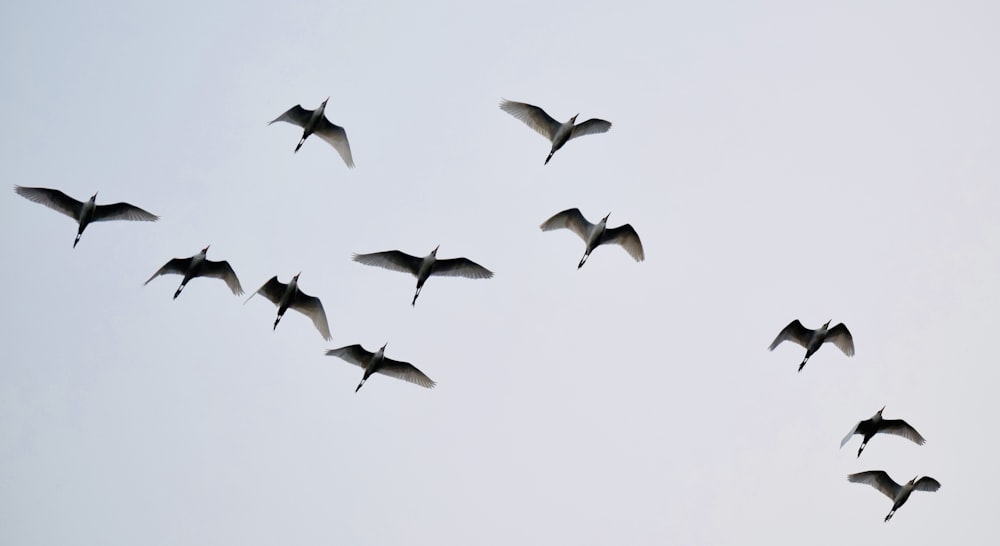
[269,105,312,127]
[144,257,192,285]
[540,208,593,241]
[500,99,560,141]
[246,276,285,305]
[14,186,83,220]
[201,259,244,296]
[326,344,373,367]
[840,421,861,448]
[379,357,436,389]
[569,118,612,139]
[879,419,926,445]
[601,224,644,262]
[290,290,331,341]
[314,117,355,168]
[433,258,494,279]
[825,323,855,356]
[353,251,422,276]
[93,202,159,222]
[914,477,941,492]
[848,470,901,500]
[768,320,812,351]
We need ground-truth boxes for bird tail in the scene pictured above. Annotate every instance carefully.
[545,151,554,165]
[73,234,82,248]
[797,357,808,372]
[273,314,282,330]
[294,137,305,153]
[355,379,365,392]
[173,284,185,299]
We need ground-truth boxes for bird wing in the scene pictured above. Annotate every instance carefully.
[352,251,422,276]
[499,99,560,141]
[840,421,861,447]
[432,258,494,279]
[914,477,941,492]
[201,259,244,296]
[313,117,355,168]
[14,186,83,220]
[246,276,285,305]
[268,105,312,128]
[879,419,926,445]
[144,257,193,285]
[93,202,159,222]
[768,320,812,350]
[601,224,645,262]
[848,471,901,500]
[379,357,437,389]
[569,118,612,140]
[325,344,373,367]
[290,290,332,340]
[825,323,855,356]
[539,208,593,241]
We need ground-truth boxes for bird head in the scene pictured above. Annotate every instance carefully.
[911,476,919,485]
[878,405,886,414]
[322,97,330,106]
[571,113,579,123]
[90,192,98,202]
[432,245,440,256]
[824,319,832,328]
[293,272,301,281]
[202,245,211,254]
[602,212,611,223]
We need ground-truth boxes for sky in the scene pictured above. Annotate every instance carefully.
[2,1,999,544]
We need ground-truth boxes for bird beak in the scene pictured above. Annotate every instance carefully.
[604,212,611,221]
[295,271,302,280]
[204,245,211,252]
[879,405,886,413]
[433,245,440,254]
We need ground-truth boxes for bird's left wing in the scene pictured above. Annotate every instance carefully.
[291,290,332,340]
[601,224,645,262]
[914,477,941,492]
[825,323,855,356]
[433,258,494,279]
[569,118,612,140]
[380,358,437,389]
[93,202,159,222]
[880,419,926,445]
[314,118,355,168]
[201,259,244,296]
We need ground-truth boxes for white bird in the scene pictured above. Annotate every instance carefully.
[847,471,940,522]
[245,272,331,340]
[352,246,494,306]
[269,97,354,168]
[144,246,243,299]
[841,406,926,457]
[540,208,644,268]
[326,343,436,392]
[768,319,854,371]
[499,99,611,164]
[14,185,159,248]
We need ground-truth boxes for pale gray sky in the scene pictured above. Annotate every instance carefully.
[2,1,999,544]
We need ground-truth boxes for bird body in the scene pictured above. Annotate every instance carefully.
[352,246,493,305]
[539,208,644,268]
[14,186,158,247]
[269,97,354,167]
[841,406,925,457]
[145,246,243,299]
[847,471,940,521]
[246,273,331,340]
[326,343,435,392]
[499,99,611,164]
[768,319,854,371]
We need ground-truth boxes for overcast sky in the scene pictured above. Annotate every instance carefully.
[2,1,999,544]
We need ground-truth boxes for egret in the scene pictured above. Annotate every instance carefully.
[847,471,940,522]
[841,406,925,457]
[539,208,644,268]
[245,273,331,340]
[144,246,243,299]
[352,246,493,306]
[269,97,354,168]
[768,319,854,371]
[499,99,611,164]
[326,343,436,392]
[14,185,158,248]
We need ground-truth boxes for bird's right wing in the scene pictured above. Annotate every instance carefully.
[325,344,373,368]
[290,290,332,341]
[380,358,437,389]
[246,276,285,305]
[880,419,927,445]
[268,105,312,128]
[914,477,941,492]
[847,471,901,500]
[499,99,560,141]
[144,257,192,285]
[539,208,593,241]
[201,259,244,296]
[352,251,422,276]
[314,118,355,168]
[768,320,811,351]
[93,202,159,222]
[14,186,83,220]
[433,258,494,279]
[569,118,612,140]
[840,421,861,448]
[826,323,855,356]
[601,224,645,262]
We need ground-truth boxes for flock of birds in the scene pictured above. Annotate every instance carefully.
[13,97,936,522]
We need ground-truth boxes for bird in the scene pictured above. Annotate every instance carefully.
[499,99,611,164]
[13,185,159,248]
[245,273,331,340]
[269,97,354,168]
[352,246,494,306]
[539,208,644,268]
[144,246,243,299]
[841,406,926,457]
[768,319,854,371]
[326,343,436,392]
[847,471,940,522]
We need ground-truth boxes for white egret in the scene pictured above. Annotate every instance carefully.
[246,273,331,340]
[499,99,611,164]
[841,406,925,457]
[768,319,854,371]
[326,343,435,392]
[539,208,644,268]
[352,246,493,306]
[144,246,243,299]
[269,97,354,168]
[14,185,158,248]
[847,471,940,522]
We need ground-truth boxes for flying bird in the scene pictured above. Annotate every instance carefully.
[269,97,354,168]
[499,99,611,164]
[540,208,644,268]
[847,471,940,522]
[13,185,158,248]
[245,273,331,340]
[841,406,926,457]
[352,246,493,306]
[326,343,436,392]
[144,246,243,299]
[768,319,854,371]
